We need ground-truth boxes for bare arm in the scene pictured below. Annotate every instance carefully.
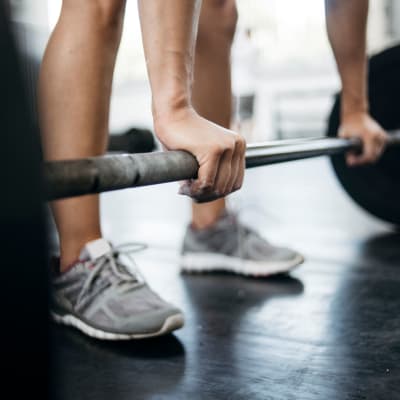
[325,0,387,165]
[138,0,200,119]
[138,0,245,201]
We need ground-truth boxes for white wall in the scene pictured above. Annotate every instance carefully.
[18,0,398,81]
[386,0,400,42]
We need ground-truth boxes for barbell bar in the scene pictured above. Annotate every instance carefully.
[246,136,329,150]
[43,132,400,202]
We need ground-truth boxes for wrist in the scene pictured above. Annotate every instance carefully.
[341,104,369,120]
[340,93,369,120]
[149,54,194,121]
[152,90,190,120]
[152,96,195,139]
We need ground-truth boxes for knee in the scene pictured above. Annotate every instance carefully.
[198,0,238,48]
[62,0,126,33]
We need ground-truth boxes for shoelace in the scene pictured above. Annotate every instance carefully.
[76,242,147,309]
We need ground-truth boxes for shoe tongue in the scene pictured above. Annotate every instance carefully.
[80,238,112,261]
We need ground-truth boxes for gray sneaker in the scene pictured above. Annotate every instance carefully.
[51,238,184,340]
[181,212,304,277]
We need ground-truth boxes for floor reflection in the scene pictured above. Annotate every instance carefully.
[359,232,400,264]
[325,232,400,399]
[177,273,304,397]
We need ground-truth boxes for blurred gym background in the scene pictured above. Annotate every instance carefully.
[9,0,400,251]
[11,0,400,141]
[10,0,400,143]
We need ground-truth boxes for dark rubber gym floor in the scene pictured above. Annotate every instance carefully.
[50,158,400,400]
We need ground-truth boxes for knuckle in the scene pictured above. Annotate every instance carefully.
[232,136,240,148]
[236,136,246,152]
[373,133,382,142]
[212,144,225,157]
[234,133,244,143]
[226,136,236,151]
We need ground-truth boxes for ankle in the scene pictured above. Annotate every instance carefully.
[59,234,102,272]
[59,257,79,274]
[191,210,227,230]
[191,199,228,230]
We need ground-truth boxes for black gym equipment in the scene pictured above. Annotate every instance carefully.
[43,45,400,226]
[108,127,156,153]
[328,44,400,226]
[1,2,49,398]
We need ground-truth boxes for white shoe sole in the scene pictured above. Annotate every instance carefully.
[51,312,184,340]
[181,252,304,277]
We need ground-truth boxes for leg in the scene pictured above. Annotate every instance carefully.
[191,0,238,229]
[182,1,303,276]
[42,1,184,340]
[39,0,126,270]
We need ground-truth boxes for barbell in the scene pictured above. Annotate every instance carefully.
[43,44,400,226]
[108,127,155,154]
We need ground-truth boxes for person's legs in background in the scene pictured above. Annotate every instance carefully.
[182,0,304,277]
[39,0,183,340]
[190,0,237,231]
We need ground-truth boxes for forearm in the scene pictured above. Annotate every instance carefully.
[325,0,369,117]
[138,0,202,123]
[138,0,245,200]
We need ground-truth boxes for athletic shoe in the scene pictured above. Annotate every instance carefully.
[181,212,304,277]
[51,238,184,340]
